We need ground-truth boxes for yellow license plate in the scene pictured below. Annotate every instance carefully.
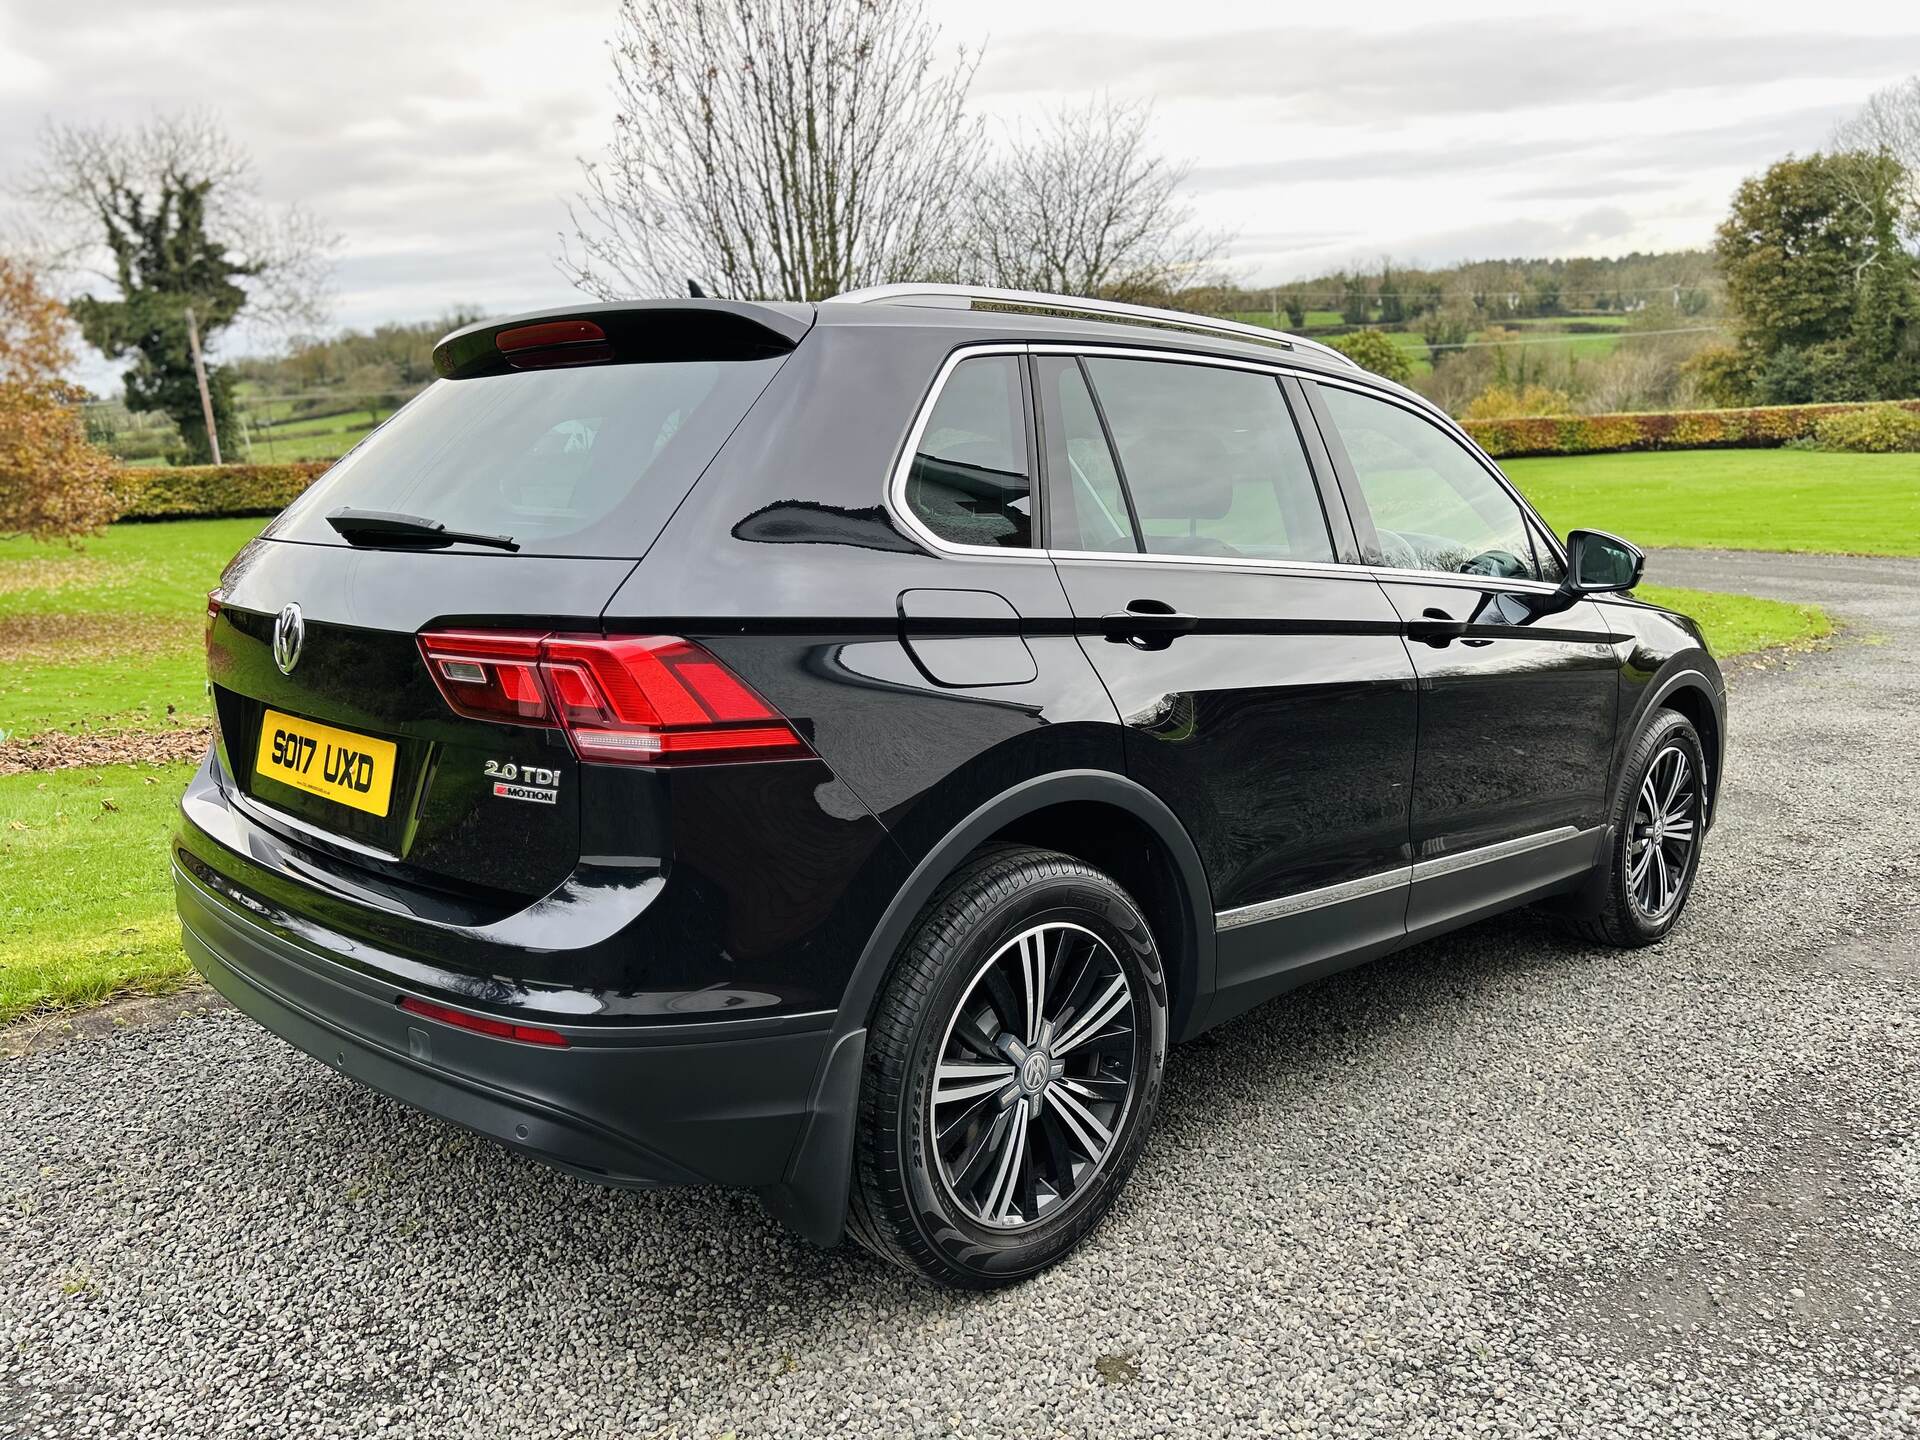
[254,709,398,818]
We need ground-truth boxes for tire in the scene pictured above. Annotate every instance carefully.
[848,845,1169,1287]
[1560,707,1708,948]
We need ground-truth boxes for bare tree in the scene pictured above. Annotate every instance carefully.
[1836,76,1920,243]
[964,97,1227,304]
[561,0,980,302]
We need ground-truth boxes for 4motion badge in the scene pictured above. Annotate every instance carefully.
[483,759,559,806]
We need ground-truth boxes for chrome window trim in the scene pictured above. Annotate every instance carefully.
[1047,549,1366,583]
[1306,371,1572,575]
[886,343,1052,561]
[1362,565,1566,596]
[886,341,1574,593]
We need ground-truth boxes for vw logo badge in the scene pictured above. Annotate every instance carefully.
[272,603,305,676]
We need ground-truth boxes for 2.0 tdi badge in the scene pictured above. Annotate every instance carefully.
[483,758,559,805]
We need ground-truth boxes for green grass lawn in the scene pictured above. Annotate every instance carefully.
[0,518,261,737]
[0,446,1891,1024]
[1637,584,1831,656]
[1505,449,1920,557]
[0,762,196,1022]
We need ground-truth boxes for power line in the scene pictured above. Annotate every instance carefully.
[1421,325,1721,351]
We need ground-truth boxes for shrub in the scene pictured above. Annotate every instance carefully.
[1460,383,1574,422]
[0,257,119,542]
[111,462,330,520]
[1327,328,1412,385]
[1811,403,1920,453]
[1461,398,1920,459]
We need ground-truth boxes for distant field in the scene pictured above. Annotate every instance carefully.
[1221,312,1632,377]
[236,406,388,463]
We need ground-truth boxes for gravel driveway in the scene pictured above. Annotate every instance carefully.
[5,550,1919,1439]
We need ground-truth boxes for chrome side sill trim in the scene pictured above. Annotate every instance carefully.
[1214,825,1597,932]
[1410,825,1587,882]
[1216,866,1409,931]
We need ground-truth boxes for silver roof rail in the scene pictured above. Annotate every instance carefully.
[823,283,1360,369]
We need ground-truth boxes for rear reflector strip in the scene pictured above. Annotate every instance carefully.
[416,630,812,766]
[398,995,570,1048]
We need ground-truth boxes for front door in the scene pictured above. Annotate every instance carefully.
[1305,379,1620,933]
[1034,352,1419,1026]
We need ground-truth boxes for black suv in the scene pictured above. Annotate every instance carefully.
[177,286,1725,1286]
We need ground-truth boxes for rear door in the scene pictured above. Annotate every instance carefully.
[1302,378,1620,930]
[1036,349,1418,1026]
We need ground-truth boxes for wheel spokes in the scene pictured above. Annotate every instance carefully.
[1627,742,1699,919]
[934,1059,1016,1108]
[930,921,1138,1230]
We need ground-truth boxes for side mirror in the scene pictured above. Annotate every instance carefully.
[1565,529,1644,594]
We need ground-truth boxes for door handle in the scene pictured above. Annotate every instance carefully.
[1405,607,1468,647]
[1101,600,1199,649]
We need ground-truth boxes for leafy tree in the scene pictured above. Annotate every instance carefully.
[1718,154,1866,354]
[562,0,979,301]
[1377,264,1405,325]
[1420,306,1475,366]
[26,112,334,463]
[1718,150,1919,402]
[1327,328,1411,384]
[1340,274,1371,326]
[1279,291,1307,328]
[0,256,118,542]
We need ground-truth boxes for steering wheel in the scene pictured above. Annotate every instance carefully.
[1457,549,1529,579]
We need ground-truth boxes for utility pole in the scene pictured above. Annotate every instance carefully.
[184,306,223,466]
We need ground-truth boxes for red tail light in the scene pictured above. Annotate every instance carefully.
[398,995,569,1047]
[416,630,812,765]
[205,589,223,657]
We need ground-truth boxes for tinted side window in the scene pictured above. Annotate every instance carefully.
[1081,358,1334,564]
[904,356,1032,549]
[1318,386,1539,580]
[1035,356,1137,553]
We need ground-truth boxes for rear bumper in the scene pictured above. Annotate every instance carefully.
[174,858,831,1191]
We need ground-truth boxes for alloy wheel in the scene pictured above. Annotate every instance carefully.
[1627,743,1698,919]
[929,921,1138,1230]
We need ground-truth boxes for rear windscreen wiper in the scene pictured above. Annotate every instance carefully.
[325,509,520,553]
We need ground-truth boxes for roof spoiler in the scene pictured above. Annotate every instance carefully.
[432,300,815,380]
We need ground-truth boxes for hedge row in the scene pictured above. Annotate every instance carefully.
[95,395,1920,521]
[112,463,331,520]
[1463,398,1920,459]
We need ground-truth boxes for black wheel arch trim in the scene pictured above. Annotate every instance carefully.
[762,768,1215,1248]
[1632,664,1725,825]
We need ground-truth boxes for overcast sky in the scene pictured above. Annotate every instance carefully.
[2,0,1916,370]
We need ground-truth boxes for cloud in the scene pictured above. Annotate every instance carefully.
[976,19,1920,118]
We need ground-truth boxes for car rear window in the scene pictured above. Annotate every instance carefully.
[266,357,785,557]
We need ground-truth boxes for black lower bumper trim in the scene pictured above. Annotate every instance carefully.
[175,862,829,1191]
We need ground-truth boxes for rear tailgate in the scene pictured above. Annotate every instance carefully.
[201,300,811,909]
[209,545,635,907]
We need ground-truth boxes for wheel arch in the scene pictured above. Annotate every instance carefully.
[1641,666,1725,826]
[758,769,1216,1249]
[844,771,1216,1044]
